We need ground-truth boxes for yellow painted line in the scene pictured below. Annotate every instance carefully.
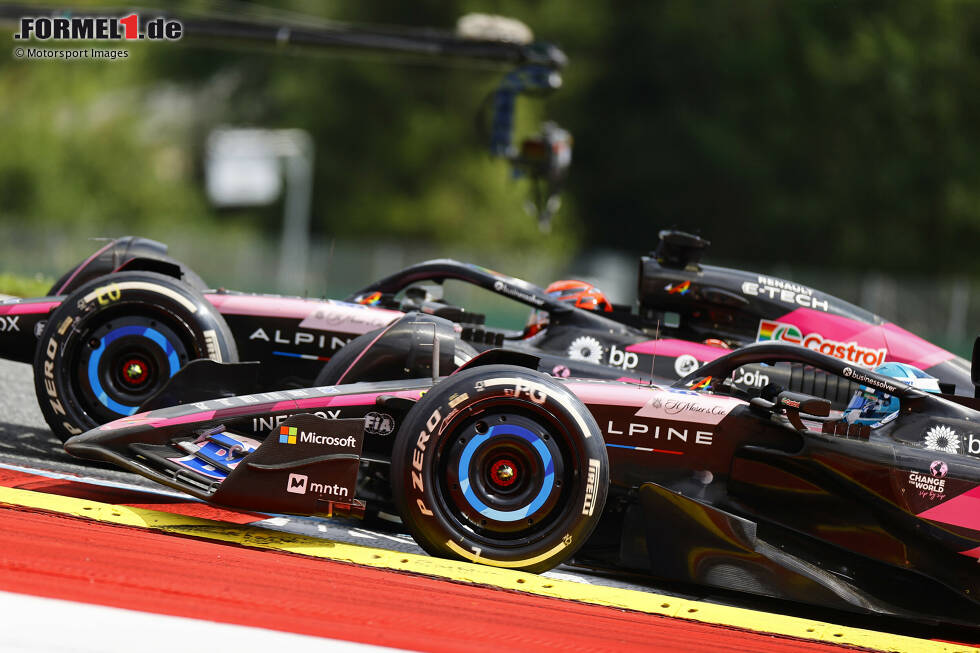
[0,484,974,653]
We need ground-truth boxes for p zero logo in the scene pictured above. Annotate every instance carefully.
[582,458,601,516]
[411,407,443,517]
[41,334,81,437]
[756,319,887,368]
[286,473,307,494]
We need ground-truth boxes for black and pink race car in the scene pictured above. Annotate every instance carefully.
[65,336,980,627]
[1,233,974,442]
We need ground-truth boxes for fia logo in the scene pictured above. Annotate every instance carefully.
[286,473,307,494]
[364,411,395,436]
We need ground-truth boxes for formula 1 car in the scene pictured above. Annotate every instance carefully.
[65,339,980,627]
[2,233,974,442]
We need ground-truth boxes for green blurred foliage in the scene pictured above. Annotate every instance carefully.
[0,46,211,230]
[1,0,979,274]
[0,272,53,297]
[543,0,980,274]
[0,0,583,262]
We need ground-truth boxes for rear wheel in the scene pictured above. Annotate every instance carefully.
[34,271,237,441]
[314,328,384,385]
[390,365,608,573]
[314,313,477,386]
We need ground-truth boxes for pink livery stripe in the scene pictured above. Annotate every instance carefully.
[625,339,728,361]
[918,485,980,533]
[0,300,60,315]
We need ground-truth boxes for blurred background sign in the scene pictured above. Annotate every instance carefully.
[205,128,314,292]
[205,129,285,207]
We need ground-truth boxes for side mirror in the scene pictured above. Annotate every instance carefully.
[776,391,831,418]
[776,392,830,431]
[754,391,831,431]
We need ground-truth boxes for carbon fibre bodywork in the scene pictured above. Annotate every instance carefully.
[1,235,973,398]
[66,342,980,627]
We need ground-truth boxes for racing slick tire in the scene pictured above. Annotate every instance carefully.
[390,365,608,573]
[46,236,208,296]
[34,271,237,442]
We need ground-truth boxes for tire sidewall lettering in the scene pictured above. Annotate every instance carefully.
[34,272,236,441]
[393,365,608,572]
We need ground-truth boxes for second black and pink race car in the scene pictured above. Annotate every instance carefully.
[0,232,974,442]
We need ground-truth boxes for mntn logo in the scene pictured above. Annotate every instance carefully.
[287,473,307,494]
[280,425,297,444]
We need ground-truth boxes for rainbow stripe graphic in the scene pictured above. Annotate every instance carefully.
[357,291,383,306]
[688,376,713,391]
[756,320,802,344]
[665,280,691,295]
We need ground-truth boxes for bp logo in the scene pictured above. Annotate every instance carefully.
[757,320,802,344]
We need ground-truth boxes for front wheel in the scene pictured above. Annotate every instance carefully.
[390,365,608,573]
[34,271,237,441]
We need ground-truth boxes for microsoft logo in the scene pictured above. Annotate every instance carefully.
[279,425,297,444]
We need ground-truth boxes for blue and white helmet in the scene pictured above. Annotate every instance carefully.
[844,362,941,427]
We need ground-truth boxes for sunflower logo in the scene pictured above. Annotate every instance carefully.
[567,336,604,364]
[924,425,960,454]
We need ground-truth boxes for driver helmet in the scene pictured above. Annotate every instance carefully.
[844,361,941,427]
[525,279,613,337]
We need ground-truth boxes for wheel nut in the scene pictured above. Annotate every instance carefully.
[491,459,517,486]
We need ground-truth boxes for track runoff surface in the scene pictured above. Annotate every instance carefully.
[0,360,974,652]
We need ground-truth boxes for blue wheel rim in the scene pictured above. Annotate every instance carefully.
[86,325,180,416]
[457,423,555,522]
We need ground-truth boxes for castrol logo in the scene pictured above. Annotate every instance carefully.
[756,320,886,368]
